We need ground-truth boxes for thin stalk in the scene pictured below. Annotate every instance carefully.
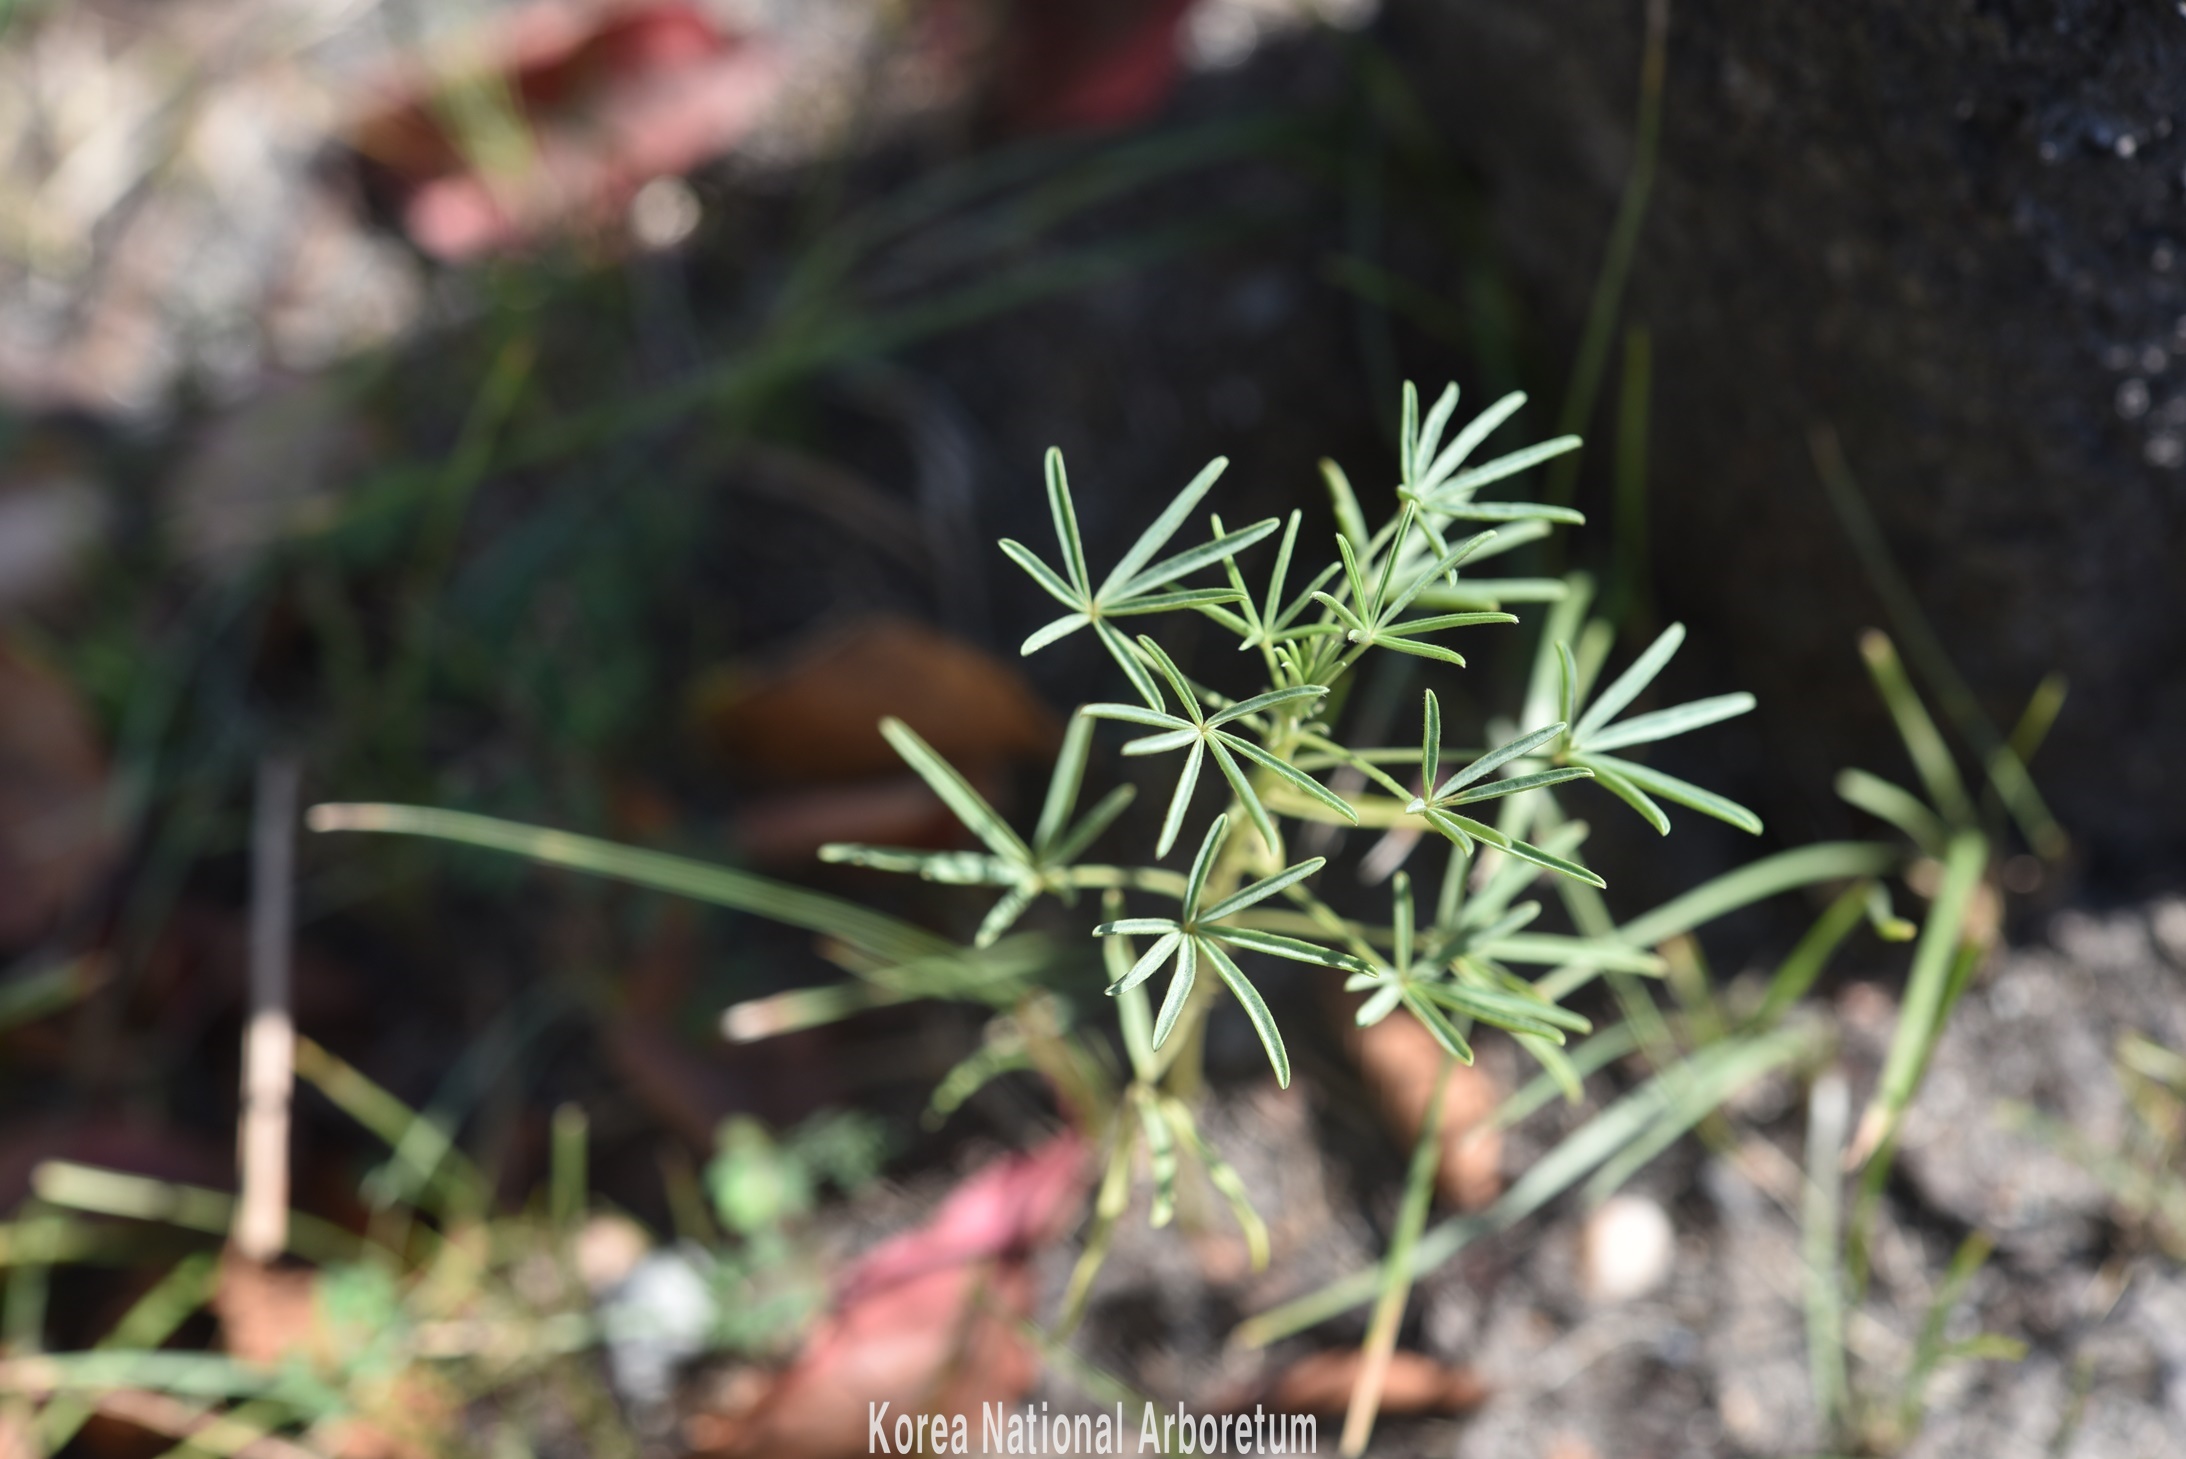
[234,755,299,1263]
[1803,1071,1851,1446]
[1341,1057,1453,1455]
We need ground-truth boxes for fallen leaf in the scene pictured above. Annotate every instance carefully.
[0,639,114,948]
[686,1134,1086,1459]
[1345,1005,1504,1211]
[691,616,1059,784]
[348,2,780,260]
[1263,1349,1487,1417]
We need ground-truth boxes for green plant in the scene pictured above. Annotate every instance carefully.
[297,380,1820,1439]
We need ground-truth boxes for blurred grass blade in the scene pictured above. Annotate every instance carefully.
[1058,1123,1138,1338]
[294,1036,489,1215]
[307,803,951,965]
[1617,842,1900,948]
[34,1252,219,1453]
[1580,1030,1813,1203]
[1134,1086,1179,1227]
[1755,882,1873,1028]
[1850,830,1987,1169]
[1035,712,1096,852]
[723,982,912,1041]
[1812,428,2065,858]
[31,1163,361,1265]
[1836,769,1949,856]
[1341,1057,1453,1456]
[1858,631,1974,828]
[1803,1071,1851,1444]
[1161,1098,1270,1271]
[1900,1231,2012,1438]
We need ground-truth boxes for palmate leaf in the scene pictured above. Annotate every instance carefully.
[1552,622,1763,836]
[1085,642,1343,859]
[1090,817,1353,1085]
[1316,510,1518,671]
[999,447,1274,705]
[1403,692,1601,885]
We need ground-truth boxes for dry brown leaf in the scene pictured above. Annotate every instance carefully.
[1264,1349,1487,1417]
[690,616,1059,784]
[0,639,113,948]
[1346,1007,1504,1211]
[347,3,780,260]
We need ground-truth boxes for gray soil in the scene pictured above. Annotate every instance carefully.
[1032,899,2186,1458]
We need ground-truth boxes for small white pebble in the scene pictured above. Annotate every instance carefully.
[2152,899,2186,966]
[1581,1194,1677,1304]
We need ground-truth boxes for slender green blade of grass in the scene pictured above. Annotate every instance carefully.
[1835,769,1950,856]
[31,1164,362,1265]
[1852,830,1987,1168]
[1899,1230,2011,1440]
[1579,1028,1812,1203]
[294,1036,489,1216]
[1755,882,1875,1029]
[1605,326,1653,625]
[1161,1097,1271,1271]
[0,1352,345,1417]
[1811,428,2065,858]
[34,1252,220,1452]
[1617,842,1901,948]
[1858,631,1975,829]
[1341,1056,1454,1455]
[1035,713,1097,853]
[306,803,951,964]
[1058,1123,1138,1337]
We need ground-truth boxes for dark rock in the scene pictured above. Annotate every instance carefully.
[1383,0,2186,886]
